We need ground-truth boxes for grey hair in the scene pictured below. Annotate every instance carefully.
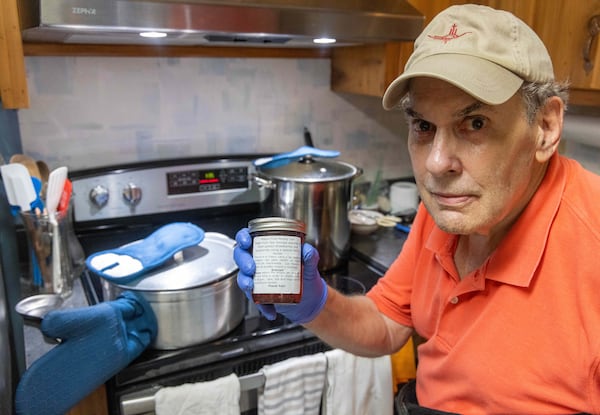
[397,79,570,124]
[519,80,570,124]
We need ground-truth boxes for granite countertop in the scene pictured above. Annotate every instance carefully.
[351,225,408,274]
[23,277,88,367]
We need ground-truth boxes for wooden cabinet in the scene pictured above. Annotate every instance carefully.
[66,385,109,415]
[2,0,600,109]
[527,0,600,106]
[482,0,600,105]
[0,0,28,109]
[0,0,328,110]
[331,0,600,107]
[525,1,600,90]
[331,42,414,98]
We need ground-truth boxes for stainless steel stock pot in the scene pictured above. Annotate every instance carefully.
[254,155,361,271]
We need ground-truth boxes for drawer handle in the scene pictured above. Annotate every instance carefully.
[583,15,600,74]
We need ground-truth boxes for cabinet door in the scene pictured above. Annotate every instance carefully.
[330,0,600,105]
[531,0,600,91]
[66,385,109,415]
[0,0,29,109]
[331,42,414,97]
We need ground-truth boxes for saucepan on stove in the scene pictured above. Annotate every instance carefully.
[102,232,245,350]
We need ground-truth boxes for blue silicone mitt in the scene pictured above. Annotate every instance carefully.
[15,291,157,415]
[253,146,340,169]
[234,228,328,324]
[86,222,205,284]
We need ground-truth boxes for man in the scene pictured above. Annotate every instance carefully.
[234,4,600,414]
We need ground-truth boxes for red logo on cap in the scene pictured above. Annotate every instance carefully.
[428,24,471,43]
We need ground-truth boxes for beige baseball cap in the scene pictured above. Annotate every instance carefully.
[382,4,555,110]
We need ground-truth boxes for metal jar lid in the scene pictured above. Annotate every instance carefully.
[256,156,359,183]
[117,232,238,291]
[248,217,306,234]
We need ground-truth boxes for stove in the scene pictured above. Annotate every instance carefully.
[70,155,383,415]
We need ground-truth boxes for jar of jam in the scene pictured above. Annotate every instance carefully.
[248,217,306,304]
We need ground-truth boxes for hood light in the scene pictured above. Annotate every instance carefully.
[139,31,167,38]
[313,37,336,45]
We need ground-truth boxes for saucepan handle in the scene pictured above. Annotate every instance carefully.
[353,167,364,180]
[252,174,276,189]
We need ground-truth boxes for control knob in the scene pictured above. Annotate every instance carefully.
[89,185,109,208]
[122,183,142,207]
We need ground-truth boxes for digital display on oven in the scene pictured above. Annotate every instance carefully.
[166,167,249,195]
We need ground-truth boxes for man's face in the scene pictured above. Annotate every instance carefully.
[405,78,547,237]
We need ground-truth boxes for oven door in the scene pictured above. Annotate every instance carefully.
[113,336,331,415]
[93,258,383,415]
[119,373,262,415]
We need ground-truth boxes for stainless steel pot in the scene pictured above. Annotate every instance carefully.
[255,155,362,271]
[106,232,244,350]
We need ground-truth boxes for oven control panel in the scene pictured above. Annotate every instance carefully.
[166,166,248,195]
[70,158,268,223]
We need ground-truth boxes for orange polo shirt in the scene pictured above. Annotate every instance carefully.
[367,154,600,414]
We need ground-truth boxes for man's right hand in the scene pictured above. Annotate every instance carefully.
[233,228,328,324]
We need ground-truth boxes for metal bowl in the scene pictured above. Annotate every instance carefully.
[349,210,382,235]
[16,294,64,323]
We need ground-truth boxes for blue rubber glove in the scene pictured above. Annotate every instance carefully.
[234,228,328,324]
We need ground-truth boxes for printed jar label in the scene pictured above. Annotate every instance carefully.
[253,235,301,295]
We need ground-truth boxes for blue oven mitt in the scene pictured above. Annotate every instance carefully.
[86,222,205,284]
[234,228,328,324]
[15,291,157,415]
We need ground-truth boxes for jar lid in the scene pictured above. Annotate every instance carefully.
[256,156,358,183]
[248,217,306,234]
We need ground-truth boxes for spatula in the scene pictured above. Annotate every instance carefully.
[47,167,68,294]
[1,163,44,285]
[0,163,37,211]
[46,167,68,216]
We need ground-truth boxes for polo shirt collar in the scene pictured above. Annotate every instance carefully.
[425,153,566,287]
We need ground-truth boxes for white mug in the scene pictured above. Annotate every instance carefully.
[389,181,419,213]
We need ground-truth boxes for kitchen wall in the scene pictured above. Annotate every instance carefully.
[561,111,600,175]
[17,56,600,180]
[17,56,414,184]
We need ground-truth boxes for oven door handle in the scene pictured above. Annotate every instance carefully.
[120,372,266,415]
[120,386,160,415]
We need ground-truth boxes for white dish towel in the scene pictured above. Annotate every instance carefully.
[322,349,394,415]
[154,373,241,415]
[258,352,327,415]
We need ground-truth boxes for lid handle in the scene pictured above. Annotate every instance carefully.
[254,146,340,169]
[299,155,315,164]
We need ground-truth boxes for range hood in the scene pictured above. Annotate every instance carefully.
[17,0,424,47]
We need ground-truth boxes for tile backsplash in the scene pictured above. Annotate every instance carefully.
[17,56,413,184]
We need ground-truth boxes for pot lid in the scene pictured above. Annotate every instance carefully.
[257,155,359,182]
[118,232,237,291]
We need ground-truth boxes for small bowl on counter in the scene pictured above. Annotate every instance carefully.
[348,209,383,235]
